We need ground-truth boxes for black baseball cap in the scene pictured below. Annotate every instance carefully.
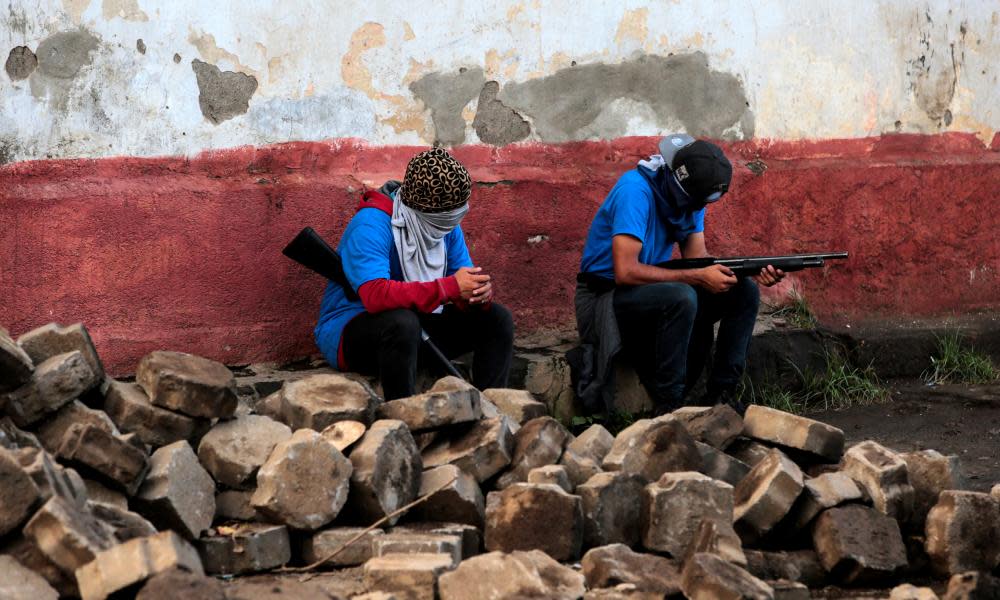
[658,134,732,203]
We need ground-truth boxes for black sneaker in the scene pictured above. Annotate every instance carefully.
[700,387,747,416]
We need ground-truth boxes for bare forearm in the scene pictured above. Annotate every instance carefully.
[614,262,702,286]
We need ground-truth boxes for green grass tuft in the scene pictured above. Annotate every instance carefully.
[570,409,637,436]
[739,351,890,414]
[923,333,998,385]
[770,290,818,329]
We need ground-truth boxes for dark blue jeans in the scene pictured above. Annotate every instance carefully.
[613,278,759,411]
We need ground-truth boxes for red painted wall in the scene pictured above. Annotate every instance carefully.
[3,134,999,375]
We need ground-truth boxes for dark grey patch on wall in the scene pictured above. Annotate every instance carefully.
[410,66,486,146]
[5,46,37,80]
[34,29,99,79]
[498,52,753,141]
[136,39,146,55]
[173,53,181,63]
[191,59,258,125]
[473,81,531,145]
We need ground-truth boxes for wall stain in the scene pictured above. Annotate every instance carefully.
[6,46,38,80]
[615,7,649,46]
[136,39,146,55]
[188,30,258,78]
[409,67,485,146]
[61,0,91,24]
[29,29,99,108]
[101,0,148,22]
[191,59,258,125]
[473,81,531,145]
[497,52,752,141]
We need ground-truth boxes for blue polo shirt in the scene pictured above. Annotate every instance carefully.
[580,166,705,279]
[314,206,473,369]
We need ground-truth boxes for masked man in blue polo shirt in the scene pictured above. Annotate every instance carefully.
[575,134,784,416]
[314,148,514,400]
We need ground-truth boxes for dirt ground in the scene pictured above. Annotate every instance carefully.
[813,379,1000,492]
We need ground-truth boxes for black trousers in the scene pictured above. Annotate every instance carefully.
[341,304,515,400]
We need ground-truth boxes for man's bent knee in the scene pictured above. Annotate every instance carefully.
[379,309,422,344]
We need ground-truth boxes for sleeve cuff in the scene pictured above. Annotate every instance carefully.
[438,275,462,302]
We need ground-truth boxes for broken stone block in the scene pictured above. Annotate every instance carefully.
[215,490,257,521]
[198,523,291,575]
[35,400,118,455]
[251,428,352,530]
[683,518,747,567]
[496,416,572,488]
[602,417,701,482]
[0,536,77,597]
[770,580,810,600]
[812,504,907,585]
[744,549,827,588]
[0,554,60,600]
[363,553,454,600]
[481,388,547,424]
[422,416,514,482]
[561,446,604,488]
[671,404,744,449]
[697,440,751,486]
[743,405,845,462]
[792,471,864,528]
[734,449,804,539]
[410,464,485,527]
[943,571,1000,599]
[84,479,127,509]
[643,471,743,563]
[584,586,664,599]
[377,380,482,431]
[485,483,583,561]
[23,496,114,575]
[568,423,615,462]
[577,471,644,548]
[135,350,237,419]
[925,490,1000,576]
[373,532,462,567]
[438,550,586,600]
[528,464,572,492]
[843,440,915,521]
[0,447,41,536]
[681,553,774,600]
[302,527,384,567]
[993,484,1000,502]
[392,522,480,560]
[3,351,98,427]
[90,503,157,542]
[18,323,105,384]
[321,419,366,451]
[0,329,33,393]
[75,531,203,600]
[17,447,86,508]
[56,423,149,495]
[278,373,376,430]
[0,416,42,449]
[104,380,210,448]
[727,437,773,467]
[348,420,422,524]
[135,569,225,600]
[135,441,215,539]
[197,414,291,489]
[903,449,965,527]
[889,584,940,600]
[582,543,682,596]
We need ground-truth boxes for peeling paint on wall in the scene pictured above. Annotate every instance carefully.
[29,29,99,109]
[188,30,258,78]
[5,46,37,80]
[499,52,753,141]
[615,7,648,46]
[473,81,531,145]
[191,59,258,125]
[61,0,91,24]
[409,67,485,146]
[101,0,148,22]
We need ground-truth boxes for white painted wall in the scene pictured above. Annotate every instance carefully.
[1,0,997,161]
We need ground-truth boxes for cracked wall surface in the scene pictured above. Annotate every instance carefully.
[0,1,999,161]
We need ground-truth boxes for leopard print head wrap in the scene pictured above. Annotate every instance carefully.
[400,147,472,213]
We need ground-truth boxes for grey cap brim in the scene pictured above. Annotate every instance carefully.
[658,133,696,169]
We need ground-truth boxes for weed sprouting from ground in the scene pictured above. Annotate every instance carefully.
[739,351,890,414]
[923,333,998,385]
[770,290,818,329]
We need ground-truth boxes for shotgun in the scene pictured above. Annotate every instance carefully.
[657,251,848,277]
